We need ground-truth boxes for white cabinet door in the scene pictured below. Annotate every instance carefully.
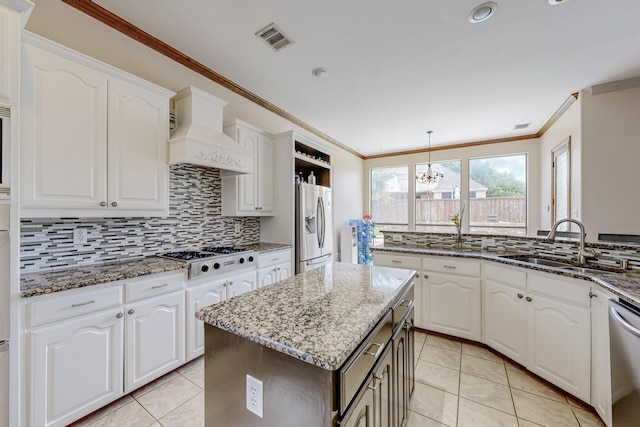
[30,308,124,427]
[590,287,613,426]
[423,272,482,341]
[226,270,256,299]
[276,262,292,281]
[256,135,274,213]
[526,292,591,402]
[107,79,168,214]
[257,266,278,288]
[0,5,22,104]
[222,120,274,216]
[186,278,226,361]
[483,279,527,364]
[21,43,108,212]
[125,291,185,393]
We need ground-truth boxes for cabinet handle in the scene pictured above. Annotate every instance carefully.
[128,309,135,315]
[399,300,412,307]
[364,342,384,358]
[525,296,532,302]
[443,265,457,269]
[589,291,597,298]
[111,202,118,207]
[100,201,107,207]
[423,274,429,279]
[116,312,124,319]
[368,378,379,391]
[517,293,524,299]
[152,283,168,289]
[71,300,95,308]
[391,260,402,264]
[228,281,234,286]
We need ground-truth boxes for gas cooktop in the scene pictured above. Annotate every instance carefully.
[160,247,256,279]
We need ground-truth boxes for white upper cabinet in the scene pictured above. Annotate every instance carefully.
[0,1,31,104]
[222,119,274,216]
[20,33,173,218]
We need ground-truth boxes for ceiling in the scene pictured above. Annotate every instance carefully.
[90,0,640,157]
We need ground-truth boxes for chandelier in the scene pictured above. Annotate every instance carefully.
[416,130,443,190]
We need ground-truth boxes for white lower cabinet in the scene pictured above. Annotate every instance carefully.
[483,263,592,402]
[423,257,482,341]
[30,307,124,427]
[27,271,186,427]
[186,268,258,360]
[125,291,185,393]
[256,248,292,288]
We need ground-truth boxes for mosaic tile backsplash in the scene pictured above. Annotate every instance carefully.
[381,231,640,270]
[20,164,260,273]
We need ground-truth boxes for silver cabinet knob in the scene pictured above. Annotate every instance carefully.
[100,201,107,207]
[525,296,532,302]
[111,202,118,207]
[128,309,135,315]
[517,293,524,299]
[228,281,234,286]
[423,274,429,279]
[589,291,597,298]
[116,312,124,319]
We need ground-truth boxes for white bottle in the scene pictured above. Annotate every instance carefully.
[308,171,316,185]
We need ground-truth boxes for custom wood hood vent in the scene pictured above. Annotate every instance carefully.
[168,86,254,175]
[255,23,293,51]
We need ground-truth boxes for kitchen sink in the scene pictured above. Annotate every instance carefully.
[499,254,616,275]
[499,254,574,268]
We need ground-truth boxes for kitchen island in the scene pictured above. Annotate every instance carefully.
[196,262,416,427]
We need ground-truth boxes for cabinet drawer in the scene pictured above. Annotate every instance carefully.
[373,252,421,270]
[125,271,185,302]
[258,249,291,268]
[484,262,526,290]
[423,257,480,277]
[528,272,590,307]
[28,285,123,328]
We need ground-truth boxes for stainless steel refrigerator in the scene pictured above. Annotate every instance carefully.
[295,183,333,273]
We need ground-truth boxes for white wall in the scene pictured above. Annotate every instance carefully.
[363,138,542,235]
[580,86,640,240]
[25,0,365,252]
[539,98,582,231]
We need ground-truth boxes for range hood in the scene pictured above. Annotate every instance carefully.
[168,86,254,175]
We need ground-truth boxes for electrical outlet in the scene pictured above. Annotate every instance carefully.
[73,229,88,245]
[482,237,496,247]
[392,234,402,242]
[246,374,263,418]
[235,223,241,234]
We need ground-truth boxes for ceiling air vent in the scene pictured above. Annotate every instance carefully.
[256,23,293,51]
[513,122,531,130]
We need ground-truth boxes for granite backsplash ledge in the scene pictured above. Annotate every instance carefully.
[381,231,640,270]
[20,164,260,273]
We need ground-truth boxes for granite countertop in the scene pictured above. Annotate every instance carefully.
[20,257,188,298]
[237,242,292,253]
[196,262,415,370]
[373,246,640,308]
[19,242,291,298]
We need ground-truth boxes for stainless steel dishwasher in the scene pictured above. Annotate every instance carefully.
[609,299,640,426]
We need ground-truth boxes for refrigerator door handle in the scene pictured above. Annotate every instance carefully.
[319,196,326,248]
[316,196,323,248]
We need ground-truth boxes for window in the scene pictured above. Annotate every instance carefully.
[415,161,461,231]
[468,154,527,235]
[370,166,409,239]
[552,138,571,230]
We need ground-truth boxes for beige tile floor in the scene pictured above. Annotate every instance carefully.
[71,331,606,427]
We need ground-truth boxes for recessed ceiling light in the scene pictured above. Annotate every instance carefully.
[312,67,330,78]
[468,2,498,23]
[548,0,568,5]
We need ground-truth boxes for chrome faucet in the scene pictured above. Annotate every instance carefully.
[546,218,599,265]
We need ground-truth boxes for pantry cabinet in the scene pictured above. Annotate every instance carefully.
[222,119,274,216]
[27,270,186,427]
[20,33,173,218]
[483,263,591,402]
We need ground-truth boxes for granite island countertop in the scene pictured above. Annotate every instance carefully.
[373,246,640,309]
[196,262,415,370]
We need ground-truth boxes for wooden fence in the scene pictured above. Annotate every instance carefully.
[373,197,526,225]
